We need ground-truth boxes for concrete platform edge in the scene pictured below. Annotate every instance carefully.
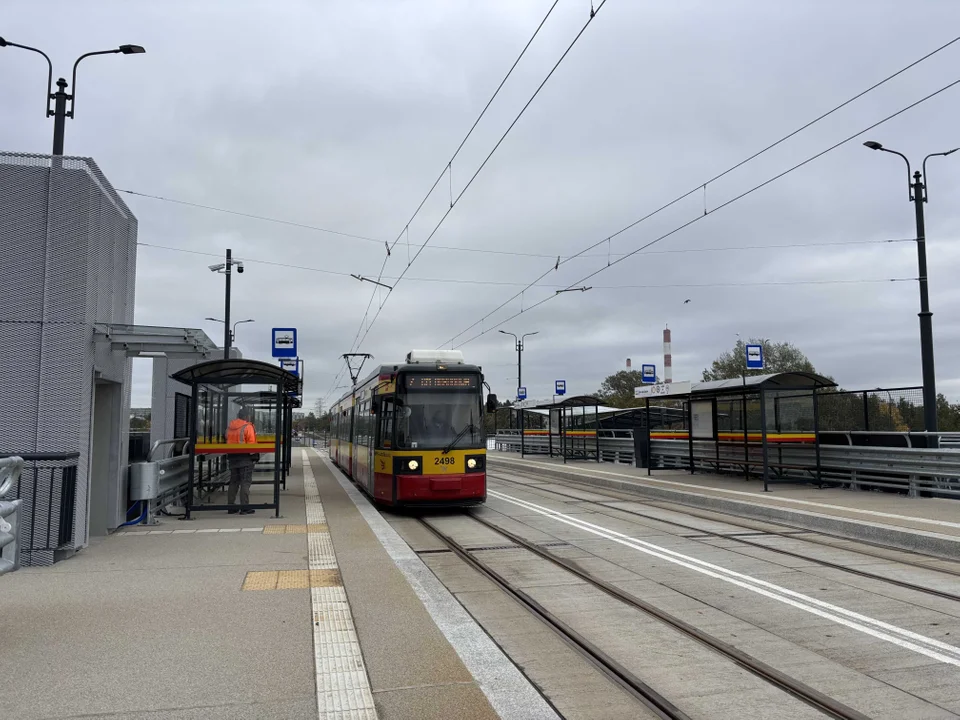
[490,458,960,561]
[317,451,561,720]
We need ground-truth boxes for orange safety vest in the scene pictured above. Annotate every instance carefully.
[227,419,257,445]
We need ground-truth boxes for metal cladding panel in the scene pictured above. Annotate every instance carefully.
[0,323,41,452]
[45,165,91,324]
[0,160,48,322]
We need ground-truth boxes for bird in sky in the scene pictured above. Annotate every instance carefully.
[683,299,691,304]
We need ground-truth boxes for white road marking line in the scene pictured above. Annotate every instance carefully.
[302,449,378,720]
[490,489,960,666]
[493,456,960,530]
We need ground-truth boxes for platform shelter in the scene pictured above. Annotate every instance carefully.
[171,358,299,518]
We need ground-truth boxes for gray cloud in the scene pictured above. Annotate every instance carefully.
[4,0,960,412]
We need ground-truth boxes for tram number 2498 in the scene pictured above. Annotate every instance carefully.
[434,456,456,466]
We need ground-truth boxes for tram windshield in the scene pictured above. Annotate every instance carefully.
[396,375,483,450]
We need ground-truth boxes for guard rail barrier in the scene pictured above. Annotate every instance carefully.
[127,444,229,526]
[494,430,960,498]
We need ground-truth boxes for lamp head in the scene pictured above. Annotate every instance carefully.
[118,44,145,54]
[863,141,883,151]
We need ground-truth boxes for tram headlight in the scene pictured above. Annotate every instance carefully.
[467,458,477,469]
[394,455,423,475]
[465,455,484,472]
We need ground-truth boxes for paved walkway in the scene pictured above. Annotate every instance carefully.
[2,463,314,719]
[0,449,553,720]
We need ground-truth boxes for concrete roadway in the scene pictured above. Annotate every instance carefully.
[389,465,960,719]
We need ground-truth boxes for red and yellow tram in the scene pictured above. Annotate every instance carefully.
[330,350,489,507]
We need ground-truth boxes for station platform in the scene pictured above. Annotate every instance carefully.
[0,449,555,720]
[489,451,960,562]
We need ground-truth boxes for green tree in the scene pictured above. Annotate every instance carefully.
[701,338,827,381]
[596,370,653,408]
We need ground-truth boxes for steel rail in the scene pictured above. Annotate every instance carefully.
[462,511,870,720]
[416,517,691,720]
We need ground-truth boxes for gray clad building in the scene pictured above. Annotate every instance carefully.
[0,152,137,564]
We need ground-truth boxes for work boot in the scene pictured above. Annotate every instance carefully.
[239,508,255,515]
[227,507,239,515]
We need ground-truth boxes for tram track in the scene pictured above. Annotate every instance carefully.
[417,513,870,720]
[416,516,690,720]
[488,469,960,602]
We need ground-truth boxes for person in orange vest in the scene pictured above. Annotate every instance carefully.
[226,406,258,514]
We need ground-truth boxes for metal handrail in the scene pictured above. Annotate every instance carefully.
[0,457,23,498]
[147,438,190,462]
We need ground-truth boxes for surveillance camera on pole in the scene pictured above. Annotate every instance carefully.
[208,249,245,359]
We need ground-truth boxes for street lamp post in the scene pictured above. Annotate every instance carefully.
[208,249,245,359]
[864,140,958,434]
[499,330,538,458]
[0,37,145,155]
[206,317,254,346]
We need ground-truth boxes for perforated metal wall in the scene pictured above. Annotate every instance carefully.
[0,152,137,562]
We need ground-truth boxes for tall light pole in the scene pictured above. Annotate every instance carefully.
[208,250,245,359]
[498,330,538,398]
[499,330,537,458]
[0,37,145,155]
[864,140,958,434]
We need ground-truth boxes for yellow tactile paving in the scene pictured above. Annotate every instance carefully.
[261,524,328,534]
[241,569,342,591]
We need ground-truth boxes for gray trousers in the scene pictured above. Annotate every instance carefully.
[228,461,254,505]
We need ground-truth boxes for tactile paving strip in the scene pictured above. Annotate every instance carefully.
[262,524,329,535]
[241,569,344,591]
[301,449,378,719]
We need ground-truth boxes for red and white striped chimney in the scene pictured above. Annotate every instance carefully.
[663,325,672,383]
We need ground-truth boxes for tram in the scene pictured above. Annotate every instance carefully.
[330,350,492,507]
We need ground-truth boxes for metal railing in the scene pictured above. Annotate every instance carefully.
[651,438,960,497]
[494,429,635,464]
[127,439,229,526]
[0,452,79,566]
[494,430,960,498]
[0,457,23,575]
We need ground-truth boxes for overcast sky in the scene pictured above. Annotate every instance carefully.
[4,0,960,410]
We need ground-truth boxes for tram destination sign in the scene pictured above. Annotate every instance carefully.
[405,374,478,390]
[634,380,692,398]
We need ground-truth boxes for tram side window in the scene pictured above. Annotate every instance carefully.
[358,401,371,446]
[377,398,394,449]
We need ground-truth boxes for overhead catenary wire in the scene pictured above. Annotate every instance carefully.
[120,31,958,266]
[116,189,383,244]
[352,0,610,352]
[136,237,915,279]
[317,30,960,401]
[440,34,960,348]
[446,74,960,349]
[347,0,569,356]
